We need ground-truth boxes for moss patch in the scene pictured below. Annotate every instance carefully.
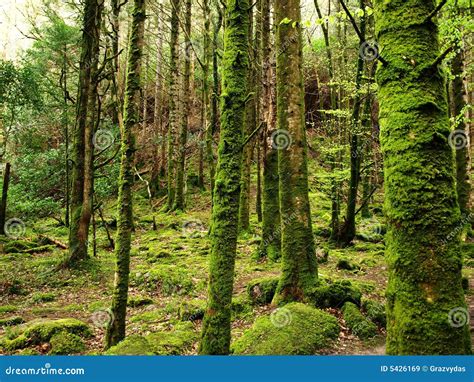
[246,277,279,305]
[232,302,339,355]
[314,280,362,308]
[49,332,86,355]
[342,302,377,339]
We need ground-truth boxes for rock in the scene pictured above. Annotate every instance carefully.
[342,302,377,339]
[127,296,154,308]
[49,332,86,355]
[336,258,360,271]
[246,277,279,305]
[361,298,386,328]
[178,300,206,321]
[106,335,154,355]
[232,303,339,355]
[0,316,25,327]
[313,280,362,308]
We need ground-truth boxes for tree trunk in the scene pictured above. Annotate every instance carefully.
[167,0,181,210]
[173,0,191,211]
[105,0,146,348]
[0,162,11,235]
[199,0,249,355]
[206,0,223,201]
[257,0,280,261]
[67,0,104,266]
[272,0,318,304]
[374,0,471,354]
[451,48,470,217]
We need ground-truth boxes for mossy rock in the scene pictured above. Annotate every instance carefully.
[361,298,386,328]
[232,303,339,355]
[342,302,377,339]
[127,296,154,308]
[178,299,206,321]
[49,332,86,355]
[313,280,362,308]
[316,247,329,264]
[0,316,25,327]
[231,295,252,316]
[24,319,91,343]
[336,258,360,271]
[146,322,197,355]
[246,277,279,305]
[106,335,154,355]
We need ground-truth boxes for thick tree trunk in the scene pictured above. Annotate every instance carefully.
[272,0,318,304]
[167,0,181,210]
[374,0,471,354]
[105,0,146,348]
[67,0,103,266]
[173,0,192,211]
[199,0,249,355]
[257,0,280,260]
[0,162,11,235]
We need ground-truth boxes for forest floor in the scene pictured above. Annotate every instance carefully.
[0,179,472,355]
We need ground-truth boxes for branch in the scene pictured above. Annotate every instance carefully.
[431,45,454,68]
[354,186,378,217]
[242,122,264,148]
[426,0,448,21]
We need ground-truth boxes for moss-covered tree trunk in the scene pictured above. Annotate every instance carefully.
[105,0,146,348]
[238,5,255,233]
[199,0,249,355]
[0,162,11,235]
[451,48,471,217]
[207,1,223,201]
[257,0,280,261]
[374,0,471,355]
[67,0,103,266]
[272,0,318,305]
[167,0,181,210]
[173,0,191,211]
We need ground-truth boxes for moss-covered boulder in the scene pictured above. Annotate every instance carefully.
[49,332,86,355]
[106,335,154,355]
[178,299,206,321]
[342,302,377,339]
[361,298,386,328]
[313,280,362,308]
[232,303,339,355]
[0,318,91,352]
[336,258,360,271]
[146,322,197,355]
[246,277,279,305]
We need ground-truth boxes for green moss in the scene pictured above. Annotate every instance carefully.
[342,302,377,340]
[106,335,154,355]
[178,299,206,321]
[3,240,37,253]
[0,305,18,313]
[362,298,386,328]
[314,280,362,308]
[232,303,339,355]
[49,332,86,355]
[0,316,25,327]
[23,318,92,344]
[31,292,56,303]
[127,296,153,308]
[147,322,197,355]
[336,258,360,271]
[246,277,279,305]
[231,295,252,318]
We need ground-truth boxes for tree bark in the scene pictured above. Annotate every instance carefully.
[0,162,11,235]
[105,0,146,348]
[272,0,318,304]
[199,0,250,355]
[374,0,471,354]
